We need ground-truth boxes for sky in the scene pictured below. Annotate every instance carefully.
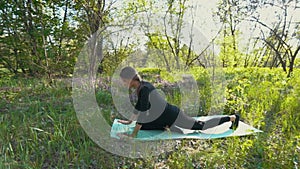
[189,0,300,50]
[186,0,221,41]
[107,0,300,55]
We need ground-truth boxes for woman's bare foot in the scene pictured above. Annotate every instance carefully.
[229,115,236,122]
[229,114,240,130]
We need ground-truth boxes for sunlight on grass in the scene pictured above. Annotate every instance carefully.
[0,68,299,168]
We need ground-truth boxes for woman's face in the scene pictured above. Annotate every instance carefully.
[121,78,132,88]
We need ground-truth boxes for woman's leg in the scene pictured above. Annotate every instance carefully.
[169,125,184,134]
[171,110,199,130]
[140,123,165,130]
[172,111,232,130]
[193,116,231,130]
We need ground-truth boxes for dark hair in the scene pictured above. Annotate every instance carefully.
[120,66,141,81]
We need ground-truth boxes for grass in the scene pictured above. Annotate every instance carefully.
[0,68,300,168]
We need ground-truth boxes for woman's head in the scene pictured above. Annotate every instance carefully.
[120,66,141,88]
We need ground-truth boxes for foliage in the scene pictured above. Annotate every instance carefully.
[137,67,163,81]
[247,0,300,77]
[0,0,85,77]
[1,0,300,167]
[217,30,244,67]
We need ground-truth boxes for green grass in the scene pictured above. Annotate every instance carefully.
[1,68,300,168]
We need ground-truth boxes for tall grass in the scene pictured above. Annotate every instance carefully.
[0,68,300,168]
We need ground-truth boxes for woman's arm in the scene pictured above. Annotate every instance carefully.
[118,113,139,125]
[130,123,142,137]
[130,113,138,121]
[118,123,142,139]
[135,87,150,112]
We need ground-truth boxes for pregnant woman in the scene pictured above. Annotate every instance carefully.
[118,66,239,138]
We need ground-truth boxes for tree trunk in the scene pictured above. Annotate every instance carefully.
[58,0,69,60]
[24,0,38,76]
[84,0,105,86]
[288,46,300,77]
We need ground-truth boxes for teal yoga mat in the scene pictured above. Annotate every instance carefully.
[110,115,263,141]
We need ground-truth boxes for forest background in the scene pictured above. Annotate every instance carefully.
[1,0,300,168]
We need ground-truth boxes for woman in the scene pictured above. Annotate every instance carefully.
[118,66,239,138]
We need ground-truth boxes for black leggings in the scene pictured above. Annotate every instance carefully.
[169,111,231,132]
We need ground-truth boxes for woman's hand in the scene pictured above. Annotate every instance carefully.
[117,123,141,140]
[117,133,135,139]
[118,119,132,125]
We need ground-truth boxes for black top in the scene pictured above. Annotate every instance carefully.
[134,81,180,130]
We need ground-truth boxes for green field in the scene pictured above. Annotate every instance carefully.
[1,68,299,168]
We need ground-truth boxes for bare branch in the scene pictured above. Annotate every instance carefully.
[249,17,292,52]
[186,23,225,67]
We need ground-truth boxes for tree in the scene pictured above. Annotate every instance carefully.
[124,0,197,71]
[162,0,189,70]
[215,0,251,67]
[217,30,244,67]
[250,0,300,77]
[0,0,84,77]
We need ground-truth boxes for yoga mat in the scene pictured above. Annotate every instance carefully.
[110,115,263,141]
